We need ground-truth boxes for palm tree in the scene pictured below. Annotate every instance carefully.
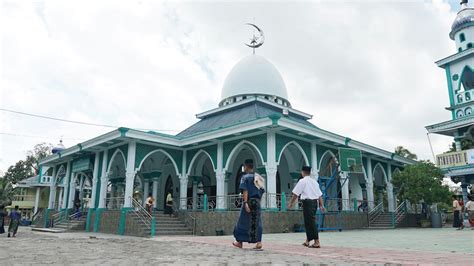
[394,146,418,160]
[0,177,14,207]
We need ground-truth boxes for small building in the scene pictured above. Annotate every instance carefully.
[426,0,474,203]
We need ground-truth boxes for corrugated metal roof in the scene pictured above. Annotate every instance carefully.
[177,101,316,138]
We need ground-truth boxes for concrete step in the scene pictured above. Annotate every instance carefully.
[31,227,67,233]
[156,231,193,236]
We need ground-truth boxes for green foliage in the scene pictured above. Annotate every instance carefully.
[392,161,451,205]
[0,178,13,207]
[3,143,52,184]
[394,146,418,160]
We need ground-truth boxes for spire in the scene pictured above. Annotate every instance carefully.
[461,0,469,10]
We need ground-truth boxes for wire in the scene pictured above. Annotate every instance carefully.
[426,133,436,163]
[0,132,85,141]
[0,107,180,132]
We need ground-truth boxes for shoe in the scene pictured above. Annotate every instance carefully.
[232,241,242,248]
[7,233,10,238]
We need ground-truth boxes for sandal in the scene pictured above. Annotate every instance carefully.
[232,241,242,248]
[254,243,263,250]
[310,240,321,248]
[302,242,309,247]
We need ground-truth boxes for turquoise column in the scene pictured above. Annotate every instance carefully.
[118,207,133,235]
[203,194,208,212]
[280,193,287,212]
[93,208,104,232]
[85,208,94,232]
[151,216,156,237]
[44,208,51,228]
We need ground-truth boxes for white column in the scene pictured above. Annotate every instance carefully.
[98,150,108,209]
[341,172,350,211]
[366,158,375,210]
[79,176,85,203]
[124,141,137,208]
[152,179,159,208]
[179,175,188,210]
[61,161,71,209]
[310,142,319,180]
[216,141,226,210]
[143,180,149,207]
[67,174,75,209]
[57,188,63,210]
[387,163,395,212]
[192,178,198,210]
[266,131,278,209]
[224,175,229,209]
[90,152,100,209]
[48,166,57,209]
[34,187,41,214]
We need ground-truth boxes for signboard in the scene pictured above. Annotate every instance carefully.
[338,148,363,173]
[72,158,92,172]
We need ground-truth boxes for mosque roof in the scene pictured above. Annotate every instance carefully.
[220,54,289,104]
[450,7,474,40]
[177,100,316,138]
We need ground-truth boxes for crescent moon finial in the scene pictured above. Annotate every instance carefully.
[244,23,264,54]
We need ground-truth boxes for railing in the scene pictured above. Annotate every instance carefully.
[32,209,45,226]
[436,149,473,168]
[105,197,125,210]
[369,201,384,224]
[131,197,153,231]
[12,194,35,201]
[394,200,408,224]
[50,210,66,227]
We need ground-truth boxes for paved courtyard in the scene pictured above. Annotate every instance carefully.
[0,227,472,265]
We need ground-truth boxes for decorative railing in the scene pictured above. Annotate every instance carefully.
[393,200,408,226]
[12,194,35,201]
[104,197,125,210]
[436,149,474,168]
[32,209,45,226]
[173,200,196,236]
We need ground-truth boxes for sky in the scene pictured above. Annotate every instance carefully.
[0,0,465,174]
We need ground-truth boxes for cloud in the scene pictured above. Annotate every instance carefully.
[0,0,459,172]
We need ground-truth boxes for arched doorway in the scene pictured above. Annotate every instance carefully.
[373,163,388,211]
[318,150,341,211]
[136,149,180,211]
[186,150,217,210]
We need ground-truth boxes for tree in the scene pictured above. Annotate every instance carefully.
[0,177,13,207]
[392,161,451,209]
[3,143,52,184]
[394,146,418,160]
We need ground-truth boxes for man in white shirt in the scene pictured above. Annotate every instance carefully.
[288,166,325,248]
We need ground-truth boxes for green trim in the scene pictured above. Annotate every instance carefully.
[85,208,94,232]
[118,127,129,137]
[118,207,133,235]
[280,193,287,212]
[391,153,395,160]
[203,194,208,212]
[268,113,281,125]
[445,64,455,119]
[77,144,82,151]
[93,208,105,232]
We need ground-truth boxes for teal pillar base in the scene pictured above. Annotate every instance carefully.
[93,208,105,233]
[281,194,287,212]
[85,208,95,232]
[215,208,227,212]
[203,194,208,213]
[118,207,133,235]
[151,216,156,237]
[44,209,51,228]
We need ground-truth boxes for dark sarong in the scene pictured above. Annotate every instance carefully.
[303,199,319,241]
[8,219,19,235]
[233,198,262,243]
[453,210,463,228]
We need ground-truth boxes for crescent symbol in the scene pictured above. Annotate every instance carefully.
[245,23,265,48]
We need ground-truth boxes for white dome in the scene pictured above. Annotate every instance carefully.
[221,54,288,102]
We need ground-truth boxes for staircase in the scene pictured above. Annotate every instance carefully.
[153,213,193,236]
[369,201,407,229]
[54,215,87,231]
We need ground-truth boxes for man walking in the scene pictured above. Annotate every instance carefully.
[232,159,265,250]
[288,166,325,248]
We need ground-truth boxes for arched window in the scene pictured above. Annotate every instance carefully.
[458,94,464,103]
[457,110,464,118]
[460,33,466,42]
[468,43,473,49]
[465,107,472,115]
[459,67,474,92]
[459,47,463,53]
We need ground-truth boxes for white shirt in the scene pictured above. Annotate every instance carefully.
[466,201,474,211]
[292,175,323,200]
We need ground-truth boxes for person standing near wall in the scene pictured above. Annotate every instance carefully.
[8,206,21,238]
[288,166,325,248]
[453,195,464,230]
[0,205,5,235]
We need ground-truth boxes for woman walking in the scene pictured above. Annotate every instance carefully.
[8,206,21,237]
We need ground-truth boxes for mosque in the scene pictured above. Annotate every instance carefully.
[26,23,415,236]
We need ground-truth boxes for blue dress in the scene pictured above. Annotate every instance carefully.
[233,173,265,243]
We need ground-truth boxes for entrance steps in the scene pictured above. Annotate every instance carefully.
[31,227,67,233]
[369,213,405,229]
[130,212,193,237]
[53,216,87,231]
